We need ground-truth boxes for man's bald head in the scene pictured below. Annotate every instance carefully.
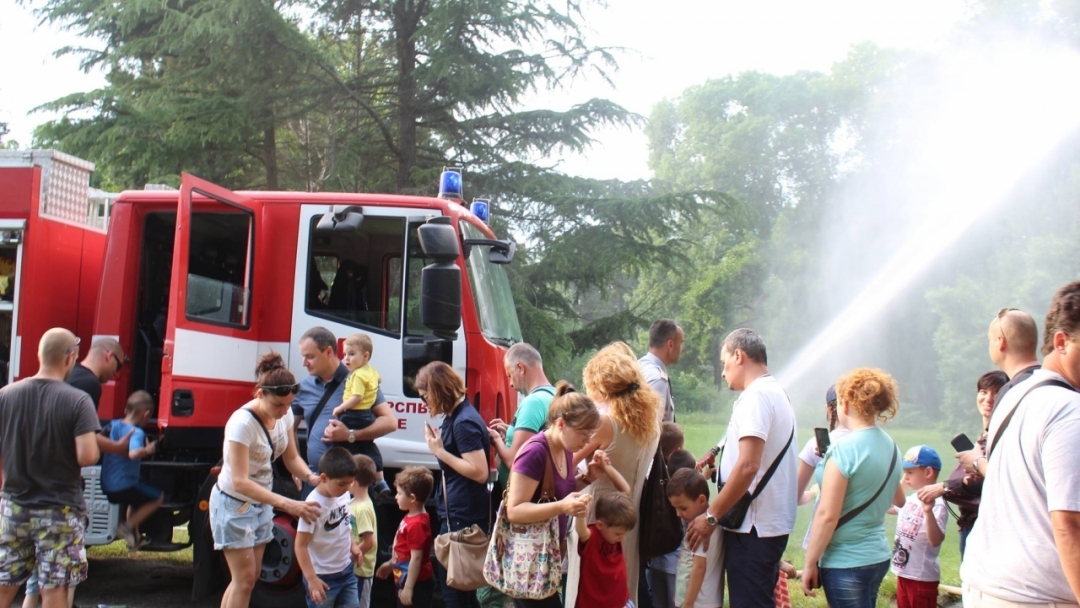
[39,328,79,369]
[989,308,1039,365]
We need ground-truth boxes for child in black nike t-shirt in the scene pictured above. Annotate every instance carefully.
[296,447,362,608]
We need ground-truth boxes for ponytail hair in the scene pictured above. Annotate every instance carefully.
[255,351,295,391]
[547,380,601,433]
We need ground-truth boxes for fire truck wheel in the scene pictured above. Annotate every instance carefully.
[250,579,307,608]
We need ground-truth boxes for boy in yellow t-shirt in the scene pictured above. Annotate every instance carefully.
[350,454,378,608]
[333,333,391,500]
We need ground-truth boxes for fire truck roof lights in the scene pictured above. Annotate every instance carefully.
[470,199,490,223]
[438,168,463,200]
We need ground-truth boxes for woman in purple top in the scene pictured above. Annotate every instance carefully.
[506,382,600,608]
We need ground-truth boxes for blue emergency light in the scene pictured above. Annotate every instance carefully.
[470,199,490,223]
[438,168,463,199]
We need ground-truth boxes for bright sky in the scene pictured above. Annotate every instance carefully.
[0,0,971,181]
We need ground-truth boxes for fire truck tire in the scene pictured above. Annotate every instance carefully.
[250,579,307,608]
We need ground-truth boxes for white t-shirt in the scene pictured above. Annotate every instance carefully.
[961,369,1080,603]
[676,526,724,608]
[891,493,948,582]
[799,427,851,549]
[218,407,294,503]
[717,374,798,536]
[298,490,353,575]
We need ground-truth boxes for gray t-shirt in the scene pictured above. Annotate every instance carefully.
[0,378,101,513]
[961,369,1080,602]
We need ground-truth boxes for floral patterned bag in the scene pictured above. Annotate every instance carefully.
[483,445,561,599]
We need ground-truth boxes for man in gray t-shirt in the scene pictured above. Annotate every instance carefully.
[0,328,101,607]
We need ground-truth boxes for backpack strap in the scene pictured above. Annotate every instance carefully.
[836,443,897,529]
[988,378,1076,458]
[307,376,344,431]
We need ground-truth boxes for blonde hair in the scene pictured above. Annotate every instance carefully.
[582,350,659,445]
[598,341,636,360]
[345,333,373,355]
[836,368,899,423]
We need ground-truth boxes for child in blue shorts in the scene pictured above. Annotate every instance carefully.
[102,391,163,550]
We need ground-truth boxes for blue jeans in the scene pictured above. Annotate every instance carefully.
[434,519,482,608]
[356,575,372,608]
[724,528,788,608]
[304,566,360,608]
[819,560,890,608]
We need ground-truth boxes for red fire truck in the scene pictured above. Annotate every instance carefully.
[0,150,522,604]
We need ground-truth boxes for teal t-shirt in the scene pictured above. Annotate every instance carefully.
[497,386,555,485]
[815,426,901,569]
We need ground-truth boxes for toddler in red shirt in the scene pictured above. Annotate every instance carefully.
[575,451,634,608]
[376,466,435,608]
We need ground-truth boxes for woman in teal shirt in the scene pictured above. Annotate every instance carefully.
[802,368,905,608]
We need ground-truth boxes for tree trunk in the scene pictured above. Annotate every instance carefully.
[394,0,420,193]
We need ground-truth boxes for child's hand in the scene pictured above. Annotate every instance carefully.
[375,562,392,579]
[306,576,329,604]
[560,492,591,518]
[922,499,935,514]
[586,451,608,481]
[144,438,157,457]
[399,586,414,606]
[351,542,361,565]
[332,403,346,418]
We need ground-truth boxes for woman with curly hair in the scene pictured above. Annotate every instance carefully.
[565,349,661,608]
[802,368,906,608]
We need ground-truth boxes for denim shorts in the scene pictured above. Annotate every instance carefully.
[0,499,88,589]
[106,481,163,508]
[209,486,274,550]
[304,565,360,608]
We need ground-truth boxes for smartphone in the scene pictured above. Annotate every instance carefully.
[951,433,975,452]
[814,427,831,455]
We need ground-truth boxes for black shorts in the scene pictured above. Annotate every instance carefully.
[105,482,163,508]
[338,409,377,431]
[340,440,383,471]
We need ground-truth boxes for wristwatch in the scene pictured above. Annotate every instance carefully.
[348,429,356,444]
[706,512,719,527]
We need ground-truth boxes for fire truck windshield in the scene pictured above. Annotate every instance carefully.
[460,221,522,346]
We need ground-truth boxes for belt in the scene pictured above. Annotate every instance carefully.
[214,484,260,506]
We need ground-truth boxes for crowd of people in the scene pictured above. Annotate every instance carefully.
[0,279,1079,608]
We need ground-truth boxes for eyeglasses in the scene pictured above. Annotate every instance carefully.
[995,307,1020,341]
[261,384,300,397]
[66,338,81,355]
[110,352,124,371]
[417,390,429,402]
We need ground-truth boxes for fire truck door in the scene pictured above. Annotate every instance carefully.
[160,174,264,430]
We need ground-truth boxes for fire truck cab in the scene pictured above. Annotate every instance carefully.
[0,152,522,604]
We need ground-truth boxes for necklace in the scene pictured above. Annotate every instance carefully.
[545,432,567,478]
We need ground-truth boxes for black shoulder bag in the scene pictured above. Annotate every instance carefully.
[308,377,344,432]
[639,444,683,559]
[717,427,795,529]
[834,443,897,530]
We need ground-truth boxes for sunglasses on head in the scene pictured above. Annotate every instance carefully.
[261,384,300,397]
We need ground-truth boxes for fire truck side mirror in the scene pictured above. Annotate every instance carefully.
[418,218,462,341]
[316,205,364,232]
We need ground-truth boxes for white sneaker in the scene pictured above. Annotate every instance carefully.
[116,522,136,550]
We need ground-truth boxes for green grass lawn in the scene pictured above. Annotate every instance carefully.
[679,412,963,608]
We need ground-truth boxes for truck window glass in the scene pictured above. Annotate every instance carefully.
[305,216,406,335]
[403,223,431,336]
[185,207,252,327]
[459,221,523,346]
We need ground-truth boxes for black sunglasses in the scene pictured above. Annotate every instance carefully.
[110,352,124,371]
[261,384,300,397]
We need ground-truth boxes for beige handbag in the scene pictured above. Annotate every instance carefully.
[434,474,491,591]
